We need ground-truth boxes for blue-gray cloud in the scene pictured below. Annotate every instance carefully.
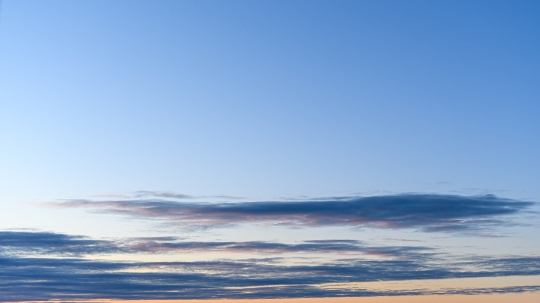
[49,194,534,232]
[0,231,431,258]
[0,231,121,256]
[1,254,540,301]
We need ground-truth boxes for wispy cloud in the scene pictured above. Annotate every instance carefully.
[47,194,534,232]
[0,231,431,258]
[134,191,194,199]
[0,231,120,255]
[93,191,244,200]
[123,238,432,257]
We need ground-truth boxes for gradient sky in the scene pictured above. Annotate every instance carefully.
[1,0,540,302]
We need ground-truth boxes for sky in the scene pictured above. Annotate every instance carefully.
[0,0,539,302]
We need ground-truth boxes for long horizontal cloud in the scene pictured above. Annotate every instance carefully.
[1,253,540,301]
[0,231,431,258]
[124,238,432,257]
[48,194,534,232]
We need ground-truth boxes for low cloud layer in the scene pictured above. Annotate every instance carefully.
[1,231,539,301]
[0,253,539,301]
[48,194,533,232]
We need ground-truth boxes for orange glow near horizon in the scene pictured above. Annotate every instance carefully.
[12,293,540,303]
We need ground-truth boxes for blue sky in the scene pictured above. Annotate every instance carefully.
[0,0,539,301]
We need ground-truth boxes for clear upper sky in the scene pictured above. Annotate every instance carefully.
[0,0,539,302]
[2,0,539,202]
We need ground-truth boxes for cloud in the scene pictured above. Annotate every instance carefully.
[134,191,194,199]
[93,191,244,200]
[0,231,120,256]
[48,194,534,232]
[124,238,432,258]
[0,253,539,301]
[0,231,431,258]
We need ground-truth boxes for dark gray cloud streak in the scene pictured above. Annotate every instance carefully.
[49,194,533,232]
[0,231,430,257]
